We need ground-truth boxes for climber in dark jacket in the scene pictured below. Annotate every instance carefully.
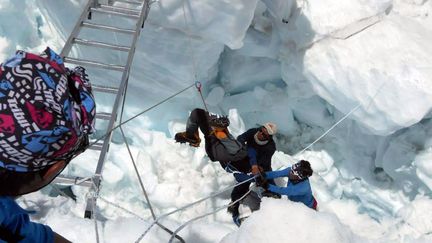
[227,123,279,225]
[237,123,277,175]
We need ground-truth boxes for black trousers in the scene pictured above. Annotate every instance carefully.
[186,108,211,137]
[220,158,252,214]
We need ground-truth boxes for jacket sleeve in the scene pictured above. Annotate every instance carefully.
[233,171,254,182]
[0,198,54,243]
[247,147,258,166]
[267,181,309,197]
[16,214,54,243]
[265,168,290,179]
[237,128,255,145]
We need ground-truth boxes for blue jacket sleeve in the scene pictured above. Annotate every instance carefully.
[265,168,290,180]
[0,197,54,243]
[233,171,254,182]
[12,214,54,243]
[267,181,309,197]
[247,147,258,166]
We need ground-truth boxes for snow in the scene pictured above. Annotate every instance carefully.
[222,199,365,243]
[0,0,432,242]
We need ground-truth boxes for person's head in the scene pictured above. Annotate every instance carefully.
[289,160,313,182]
[0,47,95,197]
[0,160,68,196]
[255,122,277,143]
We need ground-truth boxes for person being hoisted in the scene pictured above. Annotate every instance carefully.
[175,108,281,226]
[174,108,248,169]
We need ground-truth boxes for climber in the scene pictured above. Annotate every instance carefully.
[229,123,280,217]
[237,123,277,177]
[0,47,96,242]
[174,108,248,168]
[174,109,283,225]
[261,160,318,210]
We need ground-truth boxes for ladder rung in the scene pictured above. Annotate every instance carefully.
[92,84,119,94]
[90,7,140,19]
[82,21,136,34]
[64,57,125,72]
[53,175,93,187]
[115,0,143,5]
[89,142,104,151]
[74,38,131,52]
[96,112,112,120]
[100,4,141,15]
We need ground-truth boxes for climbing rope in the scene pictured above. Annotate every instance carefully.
[181,0,210,112]
[159,81,389,239]
[181,0,199,82]
[168,187,256,243]
[296,81,387,157]
[120,126,157,219]
[135,176,257,242]
[85,82,196,151]
[195,81,208,112]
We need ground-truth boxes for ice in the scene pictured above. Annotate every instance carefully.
[148,0,259,49]
[221,199,365,243]
[299,14,432,135]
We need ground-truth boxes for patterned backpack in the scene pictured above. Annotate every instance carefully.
[0,47,95,172]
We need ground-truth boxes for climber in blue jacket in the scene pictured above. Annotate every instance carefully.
[262,160,317,210]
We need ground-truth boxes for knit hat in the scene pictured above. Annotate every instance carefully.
[263,122,277,135]
[0,47,96,172]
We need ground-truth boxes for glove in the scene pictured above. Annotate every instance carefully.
[255,173,269,189]
[251,165,260,175]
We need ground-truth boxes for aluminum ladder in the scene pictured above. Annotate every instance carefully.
[54,1,185,241]
[57,0,148,216]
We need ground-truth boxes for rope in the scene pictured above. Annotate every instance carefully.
[134,176,257,242]
[297,103,361,155]
[86,83,195,150]
[296,81,387,157]
[181,0,198,81]
[99,196,147,221]
[181,0,209,112]
[120,126,158,219]
[168,187,255,243]
[195,81,208,112]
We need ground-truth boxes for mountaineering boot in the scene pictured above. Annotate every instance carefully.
[227,204,238,216]
[174,131,201,147]
[232,214,241,227]
[227,203,241,227]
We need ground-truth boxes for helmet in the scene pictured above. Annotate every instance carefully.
[291,160,313,180]
[208,114,230,128]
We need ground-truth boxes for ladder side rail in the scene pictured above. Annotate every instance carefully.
[84,0,151,216]
[60,0,96,58]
